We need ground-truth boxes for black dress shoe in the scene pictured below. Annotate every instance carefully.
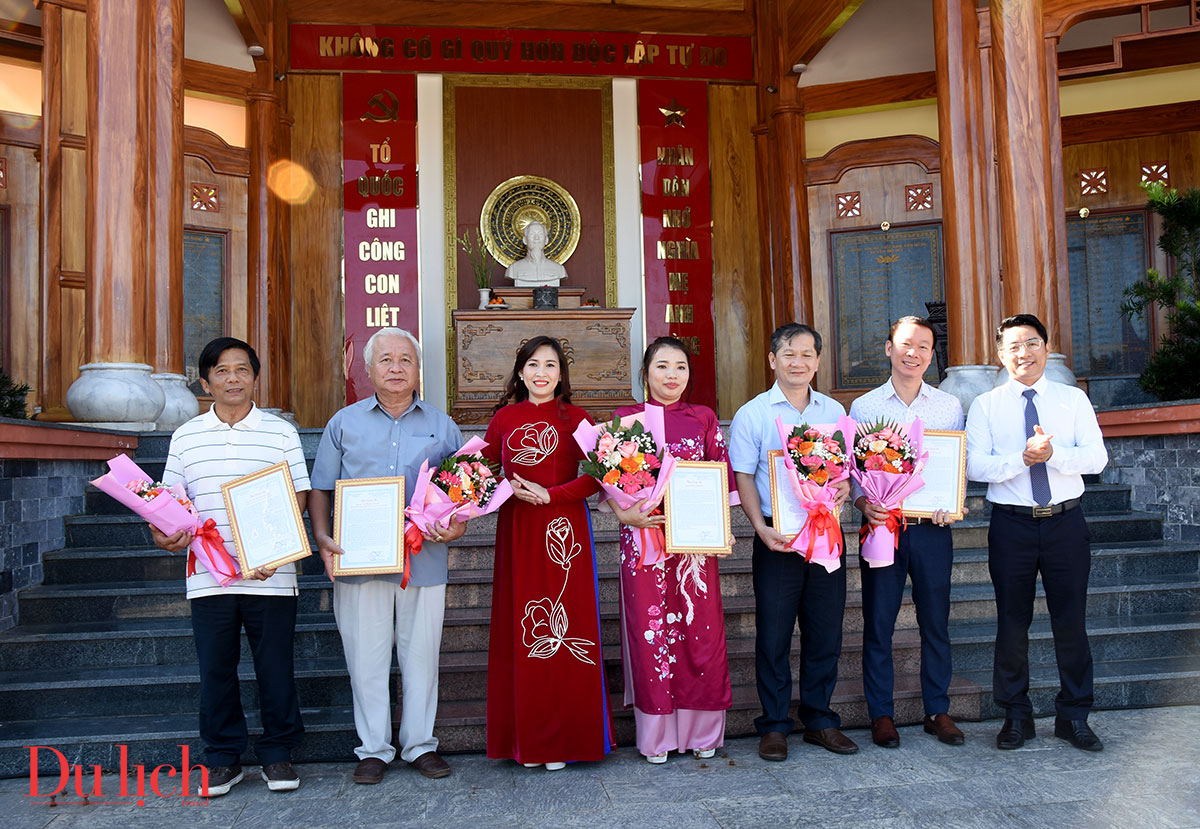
[1054,717,1103,752]
[995,718,1036,750]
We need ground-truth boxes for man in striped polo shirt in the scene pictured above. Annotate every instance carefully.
[153,337,311,796]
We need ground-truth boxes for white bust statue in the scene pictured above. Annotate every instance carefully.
[504,221,567,287]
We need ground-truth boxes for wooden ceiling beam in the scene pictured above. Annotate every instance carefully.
[223,0,271,51]
[785,0,863,67]
[284,0,755,36]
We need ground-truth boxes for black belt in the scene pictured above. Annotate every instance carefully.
[992,498,1081,519]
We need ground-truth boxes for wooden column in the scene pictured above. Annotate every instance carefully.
[988,0,1069,350]
[247,86,290,411]
[85,0,149,366]
[753,0,812,342]
[934,0,993,366]
[146,0,185,377]
[37,0,88,420]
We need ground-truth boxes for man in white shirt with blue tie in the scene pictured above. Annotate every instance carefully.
[966,314,1108,752]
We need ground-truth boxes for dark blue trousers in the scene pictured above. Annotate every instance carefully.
[859,522,953,720]
[988,506,1094,720]
[190,593,304,766]
[752,529,846,735]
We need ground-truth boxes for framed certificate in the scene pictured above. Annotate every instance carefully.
[333,477,406,576]
[768,450,809,537]
[903,430,968,520]
[663,461,732,556]
[220,462,310,573]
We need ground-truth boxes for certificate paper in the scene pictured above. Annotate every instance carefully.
[902,430,967,520]
[768,450,809,537]
[220,462,310,573]
[333,477,405,576]
[664,461,731,556]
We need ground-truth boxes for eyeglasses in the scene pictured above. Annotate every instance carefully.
[1001,338,1045,356]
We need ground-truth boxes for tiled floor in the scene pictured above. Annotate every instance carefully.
[4,707,1199,828]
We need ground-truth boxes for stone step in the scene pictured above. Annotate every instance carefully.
[9,606,1199,724]
[0,673,985,778]
[42,541,1200,619]
[8,645,1194,777]
[963,653,1200,719]
[946,611,1200,673]
[60,501,1163,559]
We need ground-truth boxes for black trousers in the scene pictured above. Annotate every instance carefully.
[752,528,846,735]
[988,506,1094,720]
[860,522,954,720]
[190,593,304,766]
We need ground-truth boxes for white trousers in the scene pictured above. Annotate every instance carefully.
[332,579,446,764]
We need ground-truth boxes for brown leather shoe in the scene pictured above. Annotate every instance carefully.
[758,731,788,762]
[802,727,859,755]
[871,716,900,748]
[409,751,452,779]
[352,757,387,784]
[924,713,965,746]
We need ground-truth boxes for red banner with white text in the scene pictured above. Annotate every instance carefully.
[293,25,752,81]
[343,73,419,404]
[638,79,716,411]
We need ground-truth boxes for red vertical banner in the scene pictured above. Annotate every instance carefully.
[638,79,716,410]
[343,73,419,403]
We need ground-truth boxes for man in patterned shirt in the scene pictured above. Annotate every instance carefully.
[850,316,966,749]
[153,337,311,796]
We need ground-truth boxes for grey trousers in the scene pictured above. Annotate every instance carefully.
[333,580,446,763]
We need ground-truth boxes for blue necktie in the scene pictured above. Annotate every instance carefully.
[1023,389,1052,507]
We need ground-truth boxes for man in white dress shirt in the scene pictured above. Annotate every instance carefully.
[966,314,1108,752]
[850,316,966,749]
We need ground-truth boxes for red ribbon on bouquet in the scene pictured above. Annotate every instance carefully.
[799,503,843,563]
[635,506,667,568]
[188,518,241,582]
[858,508,906,552]
[400,522,424,589]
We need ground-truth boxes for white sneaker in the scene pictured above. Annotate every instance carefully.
[693,748,716,759]
[646,753,668,764]
[522,763,542,768]
[544,762,566,771]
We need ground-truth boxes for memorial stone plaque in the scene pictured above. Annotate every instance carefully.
[832,224,944,389]
[182,230,226,396]
[1066,211,1151,378]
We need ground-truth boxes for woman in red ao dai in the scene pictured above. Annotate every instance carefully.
[481,336,614,770]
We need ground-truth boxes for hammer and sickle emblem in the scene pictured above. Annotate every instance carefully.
[360,90,400,123]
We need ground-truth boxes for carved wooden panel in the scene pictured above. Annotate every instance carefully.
[451,308,637,424]
[905,183,933,212]
[1141,161,1169,185]
[0,157,6,190]
[1080,168,1108,196]
[835,191,861,219]
[190,183,220,212]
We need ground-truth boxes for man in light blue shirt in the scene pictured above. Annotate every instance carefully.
[729,323,856,760]
[849,316,965,750]
[309,328,465,784]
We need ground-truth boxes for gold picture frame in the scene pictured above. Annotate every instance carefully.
[332,476,406,577]
[767,449,808,538]
[663,460,732,557]
[902,430,968,520]
[220,462,310,574]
